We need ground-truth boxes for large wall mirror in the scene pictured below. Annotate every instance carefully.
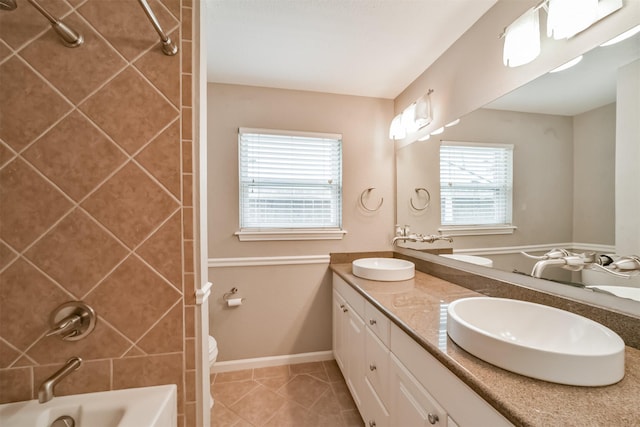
[396,29,640,313]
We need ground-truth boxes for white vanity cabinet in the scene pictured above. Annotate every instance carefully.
[332,273,513,427]
[333,275,366,410]
[389,352,447,426]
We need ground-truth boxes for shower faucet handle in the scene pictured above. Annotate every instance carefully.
[46,301,96,341]
[46,314,82,339]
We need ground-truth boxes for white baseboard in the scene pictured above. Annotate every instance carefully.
[211,350,334,373]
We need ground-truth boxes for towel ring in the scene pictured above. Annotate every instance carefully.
[410,187,431,211]
[360,187,383,212]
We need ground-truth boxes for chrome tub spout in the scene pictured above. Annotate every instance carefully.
[38,357,82,403]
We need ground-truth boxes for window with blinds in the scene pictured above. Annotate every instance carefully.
[238,128,343,230]
[440,142,513,227]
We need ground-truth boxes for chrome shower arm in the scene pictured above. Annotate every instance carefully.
[26,0,83,48]
[137,0,178,56]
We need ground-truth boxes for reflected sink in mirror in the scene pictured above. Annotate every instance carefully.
[352,257,415,281]
[447,297,625,386]
[0,385,176,427]
[440,254,493,267]
[588,285,640,302]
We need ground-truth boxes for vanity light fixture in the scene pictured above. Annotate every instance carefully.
[389,114,406,140]
[417,134,431,142]
[502,0,622,68]
[445,118,461,127]
[401,103,420,134]
[431,127,445,135]
[600,24,640,46]
[502,6,541,67]
[389,89,434,140]
[547,0,599,40]
[550,55,583,73]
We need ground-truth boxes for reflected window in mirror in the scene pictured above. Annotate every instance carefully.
[439,142,513,233]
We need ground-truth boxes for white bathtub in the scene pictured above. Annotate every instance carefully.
[0,385,176,427]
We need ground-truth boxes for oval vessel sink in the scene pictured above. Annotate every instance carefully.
[440,254,493,267]
[587,285,640,302]
[447,297,625,386]
[352,258,415,281]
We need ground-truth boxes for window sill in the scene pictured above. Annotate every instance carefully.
[438,225,517,236]
[235,229,348,241]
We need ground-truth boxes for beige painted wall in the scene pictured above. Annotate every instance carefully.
[615,59,640,255]
[573,103,616,245]
[207,83,394,360]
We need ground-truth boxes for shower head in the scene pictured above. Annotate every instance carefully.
[0,0,17,11]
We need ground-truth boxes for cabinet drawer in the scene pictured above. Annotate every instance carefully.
[333,273,365,318]
[362,377,389,427]
[365,328,390,406]
[365,301,390,346]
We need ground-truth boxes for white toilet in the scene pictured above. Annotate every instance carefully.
[208,335,218,408]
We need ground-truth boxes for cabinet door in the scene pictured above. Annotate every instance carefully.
[390,354,447,427]
[333,290,347,373]
[345,304,366,410]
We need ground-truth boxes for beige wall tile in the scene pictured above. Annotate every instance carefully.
[0,57,71,151]
[81,163,179,248]
[0,259,71,351]
[23,111,127,202]
[135,121,182,199]
[0,159,72,251]
[85,256,181,341]
[112,353,182,391]
[20,13,126,104]
[138,302,184,354]
[0,367,32,404]
[25,209,128,297]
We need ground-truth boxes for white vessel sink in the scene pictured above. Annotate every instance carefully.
[0,385,176,427]
[447,297,625,386]
[440,254,493,267]
[352,258,415,281]
[582,268,640,287]
[588,285,640,302]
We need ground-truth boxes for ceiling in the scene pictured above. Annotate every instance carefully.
[205,0,497,99]
[484,30,640,116]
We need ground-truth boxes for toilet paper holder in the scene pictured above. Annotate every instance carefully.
[223,287,245,305]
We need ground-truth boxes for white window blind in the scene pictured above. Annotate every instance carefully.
[239,128,342,230]
[440,141,513,226]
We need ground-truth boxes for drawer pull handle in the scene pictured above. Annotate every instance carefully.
[369,319,377,325]
[428,413,439,424]
[369,421,376,427]
[339,304,345,309]
[369,364,377,371]
[342,307,348,313]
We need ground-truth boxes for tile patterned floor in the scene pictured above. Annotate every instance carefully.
[210,360,364,427]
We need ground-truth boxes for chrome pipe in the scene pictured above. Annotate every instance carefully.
[137,0,178,56]
[26,0,83,48]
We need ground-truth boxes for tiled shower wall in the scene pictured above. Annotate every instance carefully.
[0,0,197,425]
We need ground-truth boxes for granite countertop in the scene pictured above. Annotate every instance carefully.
[331,263,640,427]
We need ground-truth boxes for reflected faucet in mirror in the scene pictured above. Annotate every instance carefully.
[393,224,453,246]
[522,249,640,279]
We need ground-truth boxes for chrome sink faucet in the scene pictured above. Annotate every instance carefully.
[392,224,453,245]
[38,357,82,403]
